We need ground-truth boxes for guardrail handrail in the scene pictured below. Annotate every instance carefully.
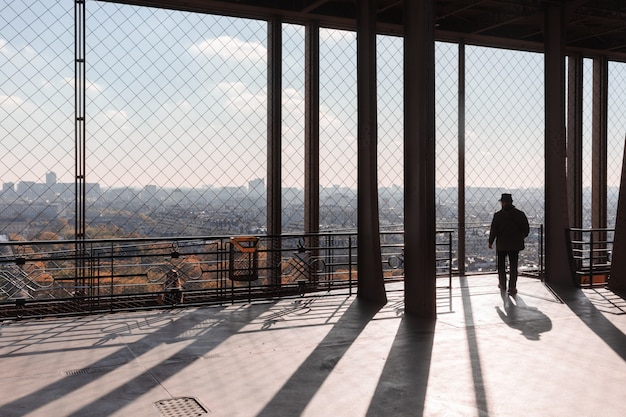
[567,227,613,287]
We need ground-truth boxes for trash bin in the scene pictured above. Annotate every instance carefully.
[229,236,259,282]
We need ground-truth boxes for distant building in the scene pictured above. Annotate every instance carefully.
[2,182,16,199]
[248,178,264,197]
[46,172,57,186]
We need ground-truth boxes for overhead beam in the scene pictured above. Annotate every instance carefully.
[103,1,626,62]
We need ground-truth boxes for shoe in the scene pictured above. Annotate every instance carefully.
[508,288,517,295]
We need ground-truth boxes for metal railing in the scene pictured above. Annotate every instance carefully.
[381,230,454,288]
[461,223,544,277]
[568,227,613,287]
[0,230,454,319]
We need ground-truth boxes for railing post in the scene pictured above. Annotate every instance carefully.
[589,231,594,288]
[348,235,353,296]
[448,231,452,288]
[539,224,546,281]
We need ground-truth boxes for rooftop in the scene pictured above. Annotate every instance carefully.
[1,275,625,417]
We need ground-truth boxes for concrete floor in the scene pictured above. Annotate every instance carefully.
[1,275,625,417]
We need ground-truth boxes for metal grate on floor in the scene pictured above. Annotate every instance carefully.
[154,397,209,417]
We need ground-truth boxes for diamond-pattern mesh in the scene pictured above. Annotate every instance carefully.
[582,58,594,229]
[466,46,545,195]
[435,42,459,226]
[607,62,626,228]
[3,2,626,276]
[319,28,357,230]
[281,23,305,232]
[86,2,267,237]
[0,1,74,240]
[377,35,403,229]
[464,46,545,272]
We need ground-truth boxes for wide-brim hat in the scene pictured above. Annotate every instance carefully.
[499,193,513,202]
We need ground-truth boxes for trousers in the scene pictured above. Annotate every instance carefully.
[497,250,519,289]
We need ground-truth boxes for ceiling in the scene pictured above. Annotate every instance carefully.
[107,0,626,61]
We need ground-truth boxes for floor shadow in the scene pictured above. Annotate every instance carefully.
[586,287,626,315]
[552,284,626,361]
[255,298,383,417]
[365,316,435,417]
[495,293,552,340]
[0,303,274,417]
[459,275,489,416]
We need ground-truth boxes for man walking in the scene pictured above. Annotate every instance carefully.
[488,193,530,295]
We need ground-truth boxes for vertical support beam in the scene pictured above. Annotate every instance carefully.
[267,17,282,285]
[567,54,584,274]
[356,0,387,305]
[544,5,574,286]
[567,55,583,231]
[404,0,437,317]
[608,135,626,291]
[75,0,86,290]
[458,41,466,277]
[304,22,320,251]
[592,57,608,265]
[592,57,608,231]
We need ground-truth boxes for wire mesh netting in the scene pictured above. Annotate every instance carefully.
[319,28,358,230]
[87,2,267,237]
[464,46,545,273]
[435,42,459,226]
[377,34,403,229]
[582,58,594,229]
[281,23,305,232]
[0,1,74,240]
[607,62,626,229]
[3,1,626,278]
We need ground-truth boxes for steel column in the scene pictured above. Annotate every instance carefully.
[267,16,282,285]
[567,55,583,231]
[304,23,320,237]
[356,0,386,305]
[592,58,608,229]
[304,22,320,279]
[608,135,626,291]
[592,57,608,265]
[544,5,574,286]
[458,41,466,277]
[404,0,437,317]
[75,0,86,290]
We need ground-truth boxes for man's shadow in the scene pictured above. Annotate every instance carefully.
[496,293,552,340]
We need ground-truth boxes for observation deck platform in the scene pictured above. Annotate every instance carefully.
[1,275,625,417]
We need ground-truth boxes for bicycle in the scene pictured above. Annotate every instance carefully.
[281,238,326,296]
[387,249,405,270]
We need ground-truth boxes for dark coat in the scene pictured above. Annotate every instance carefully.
[488,204,530,251]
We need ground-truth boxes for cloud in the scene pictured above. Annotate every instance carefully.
[0,95,26,110]
[189,36,266,63]
[63,77,104,94]
[0,39,37,61]
[0,39,10,55]
[320,29,355,43]
[104,109,128,121]
[216,81,265,112]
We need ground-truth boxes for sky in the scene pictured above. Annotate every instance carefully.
[1,0,626,192]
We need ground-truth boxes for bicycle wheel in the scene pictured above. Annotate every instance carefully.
[388,256,403,269]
